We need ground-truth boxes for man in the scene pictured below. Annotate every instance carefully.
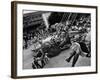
[85,30,91,57]
[35,48,46,68]
[79,30,91,57]
[32,57,42,69]
[43,53,49,64]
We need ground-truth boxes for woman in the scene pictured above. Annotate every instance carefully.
[65,38,86,67]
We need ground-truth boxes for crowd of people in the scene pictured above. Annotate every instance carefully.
[23,13,91,69]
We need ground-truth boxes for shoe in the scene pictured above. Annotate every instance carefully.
[72,65,75,67]
[66,59,70,62]
[86,54,91,57]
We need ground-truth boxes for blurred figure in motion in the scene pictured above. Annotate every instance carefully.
[65,38,86,67]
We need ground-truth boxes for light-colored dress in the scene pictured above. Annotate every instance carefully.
[70,42,86,57]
